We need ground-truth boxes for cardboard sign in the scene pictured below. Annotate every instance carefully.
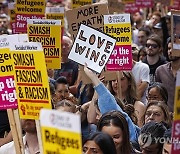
[104,14,132,70]
[171,10,180,57]
[10,42,52,119]
[72,0,93,8]
[68,24,116,73]
[108,0,125,14]
[0,48,17,110]
[66,3,109,41]
[8,2,17,34]
[40,109,82,154]
[171,71,180,154]
[79,65,118,84]
[15,0,46,33]
[135,0,153,8]
[125,3,139,13]
[27,19,61,69]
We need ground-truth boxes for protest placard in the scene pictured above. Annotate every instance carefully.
[171,10,180,57]
[72,0,92,8]
[154,0,170,6]
[135,0,153,8]
[171,71,180,154]
[104,14,132,71]
[0,48,17,110]
[10,42,52,119]
[46,7,64,26]
[0,34,28,110]
[108,0,125,14]
[169,0,180,10]
[15,0,46,33]
[68,24,116,73]
[8,2,16,34]
[40,109,82,154]
[125,3,139,13]
[27,19,61,69]
[66,3,109,41]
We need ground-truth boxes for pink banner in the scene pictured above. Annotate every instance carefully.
[125,3,139,13]
[169,0,180,10]
[106,45,132,71]
[171,120,180,154]
[15,14,44,33]
[0,76,17,110]
[136,0,153,8]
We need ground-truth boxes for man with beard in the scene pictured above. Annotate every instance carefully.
[0,119,39,154]
[155,38,180,112]
[142,34,167,85]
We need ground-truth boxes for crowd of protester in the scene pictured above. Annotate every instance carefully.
[0,0,180,153]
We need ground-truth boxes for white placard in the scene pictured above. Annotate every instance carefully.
[68,24,116,73]
[40,109,81,133]
[27,19,61,25]
[104,14,130,24]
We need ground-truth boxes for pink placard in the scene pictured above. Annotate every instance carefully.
[106,45,132,71]
[0,76,18,110]
[171,120,180,154]
[169,0,180,10]
[15,14,44,33]
[125,3,139,13]
[136,0,153,8]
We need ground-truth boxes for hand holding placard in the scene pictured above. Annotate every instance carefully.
[68,24,116,73]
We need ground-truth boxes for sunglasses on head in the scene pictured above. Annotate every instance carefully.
[146,43,159,48]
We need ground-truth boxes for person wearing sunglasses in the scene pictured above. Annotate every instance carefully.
[142,34,167,85]
[155,38,180,112]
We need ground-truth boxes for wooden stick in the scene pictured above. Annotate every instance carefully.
[117,71,122,99]
[13,109,24,154]
[7,109,24,154]
[35,120,43,154]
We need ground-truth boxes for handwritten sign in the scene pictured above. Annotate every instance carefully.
[15,0,45,33]
[27,19,61,69]
[40,109,82,154]
[171,71,180,154]
[104,14,132,70]
[66,3,109,41]
[10,42,52,119]
[68,24,116,73]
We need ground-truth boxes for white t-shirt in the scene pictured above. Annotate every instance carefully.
[132,62,150,105]
[0,136,40,154]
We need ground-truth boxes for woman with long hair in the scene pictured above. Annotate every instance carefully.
[97,111,131,154]
[108,71,145,127]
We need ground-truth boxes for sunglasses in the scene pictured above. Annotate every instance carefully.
[146,43,159,49]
